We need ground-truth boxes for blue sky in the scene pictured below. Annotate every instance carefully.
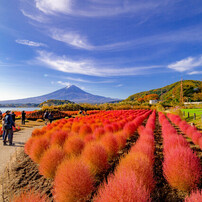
[0,0,202,101]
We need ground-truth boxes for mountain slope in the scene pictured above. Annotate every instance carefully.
[126,80,202,104]
[0,85,117,104]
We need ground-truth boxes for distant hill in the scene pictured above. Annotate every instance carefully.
[38,99,74,107]
[0,85,118,104]
[126,80,202,104]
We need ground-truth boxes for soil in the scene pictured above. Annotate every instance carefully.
[0,150,53,201]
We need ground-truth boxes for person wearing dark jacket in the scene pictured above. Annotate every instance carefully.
[3,110,15,146]
[11,112,16,123]
[21,111,26,125]
[48,112,54,124]
[43,110,49,125]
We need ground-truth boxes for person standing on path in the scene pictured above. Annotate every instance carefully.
[0,110,2,119]
[3,110,15,146]
[43,110,49,125]
[11,112,16,123]
[48,112,54,124]
[21,111,26,125]
[2,116,5,140]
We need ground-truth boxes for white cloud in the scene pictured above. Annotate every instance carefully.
[51,29,93,50]
[188,71,202,75]
[34,0,164,17]
[115,84,123,87]
[48,26,202,51]
[21,9,47,23]
[168,56,202,72]
[35,0,72,14]
[57,81,71,87]
[37,50,161,77]
[16,39,46,47]
[66,77,115,84]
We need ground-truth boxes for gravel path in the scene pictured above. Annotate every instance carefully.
[0,126,42,176]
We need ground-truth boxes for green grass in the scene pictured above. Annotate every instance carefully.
[181,109,202,115]
[181,109,202,130]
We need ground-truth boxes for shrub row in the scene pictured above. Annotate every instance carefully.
[93,110,156,201]
[167,113,202,149]
[158,112,201,192]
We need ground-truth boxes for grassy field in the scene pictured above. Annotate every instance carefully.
[181,109,202,130]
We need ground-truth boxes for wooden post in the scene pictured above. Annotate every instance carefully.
[188,112,189,118]
[183,111,185,116]
[194,113,196,120]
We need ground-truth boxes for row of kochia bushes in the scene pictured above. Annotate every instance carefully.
[158,112,201,194]
[13,109,151,201]
[167,113,202,149]
[94,110,156,201]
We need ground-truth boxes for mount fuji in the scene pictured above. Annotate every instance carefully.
[0,85,118,104]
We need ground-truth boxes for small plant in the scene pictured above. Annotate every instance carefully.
[185,189,202,202]
[12,189,49,202]
[36,119,44,122]
[39,145,66,179]
[29,137,50,163]
[63,136,85,156]
[53,158,94,202]
[163,146,201,191]
[82,142,109,175]
[94,170,151,202]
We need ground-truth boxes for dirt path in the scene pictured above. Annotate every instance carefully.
[0,126,43,176]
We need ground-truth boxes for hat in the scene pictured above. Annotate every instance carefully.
[5,110,11,113]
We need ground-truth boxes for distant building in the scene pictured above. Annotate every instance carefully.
[149,100,158,104]
[184,102,202,105]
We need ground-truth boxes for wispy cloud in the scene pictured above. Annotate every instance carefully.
[21,9,47,23]
[37,50,161,77]
[66,77,115,84]
[50,29,93,50]
[168,56,202,72]
[35,0,72,15]
[49,26,202,51]
[43,74,115,83]
[115,84,123,87]
[33,0,166,17]
[16,39,46,47]
[57,80,71,87]
[188,71,202,75]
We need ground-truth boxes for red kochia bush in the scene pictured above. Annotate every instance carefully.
[116,152,155,192]
[93,127,105,140]
[79,124,92,138]
[39,145,66,179]
[104,124,114,133]
[115,133,127,150]
[31,128,44,137]
[53,158,94,202]
[185,189,202,202]
[94,170,151,202]
[50,130,68,147]
[192,132,202,145]
[12,189,49,202]
[29,137,50,163]
[199,137,202,149]
[123,122,137,138]
[82,143,109,175]
[163,146,201,191]
[63,136,85,156]
[101,133,118,160]
[24,137,36,155]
